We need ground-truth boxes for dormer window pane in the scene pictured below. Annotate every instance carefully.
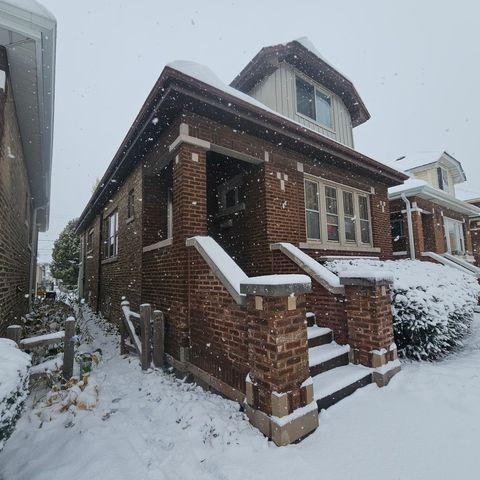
[315,90,332,128]
[296,77,315,120]
[437,167,450,193]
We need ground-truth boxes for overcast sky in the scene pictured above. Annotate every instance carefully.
[37,0,480,262]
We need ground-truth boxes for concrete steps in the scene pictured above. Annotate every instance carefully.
[307,311,372,412]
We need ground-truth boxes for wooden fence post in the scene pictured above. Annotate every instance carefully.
[140,304,152,370]
[120,300,130,355]
[6,325,22,345]
[152,310,165,368]
[63,316,76,379]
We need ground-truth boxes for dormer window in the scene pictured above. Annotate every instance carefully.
[295,76,333,129]
[437,167,450,193]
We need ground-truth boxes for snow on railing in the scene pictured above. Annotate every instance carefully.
[186,236,249,305]
[271,243,345,295]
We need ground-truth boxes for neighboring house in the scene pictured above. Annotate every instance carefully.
[0,1,56,332]
[76,38,406,444]
[463,198,480,266]
[388,151,480,266]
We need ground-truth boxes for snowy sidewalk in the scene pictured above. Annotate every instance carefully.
[1,313,480,480]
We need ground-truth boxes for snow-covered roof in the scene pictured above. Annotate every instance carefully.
[392,151,466,184]
[388,178,480,216]
[230,38,370,127]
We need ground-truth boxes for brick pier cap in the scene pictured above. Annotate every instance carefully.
[338,269,394,286]
[240,274,311,297]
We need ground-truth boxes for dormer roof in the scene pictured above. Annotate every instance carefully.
[230,37,370,127]
[393,151,467,184]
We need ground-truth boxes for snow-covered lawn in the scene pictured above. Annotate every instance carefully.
[2,311,480,480]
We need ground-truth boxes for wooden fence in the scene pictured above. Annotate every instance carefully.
[6,316,76,379]
[120,301,165,370]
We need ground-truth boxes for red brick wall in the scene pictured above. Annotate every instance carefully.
[0,69,33,332]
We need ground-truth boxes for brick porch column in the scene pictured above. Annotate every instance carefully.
[339,271,400,387]
[240,275,318,446]
[170,142,208,364]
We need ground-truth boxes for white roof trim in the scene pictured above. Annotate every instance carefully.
[389,182,480,216]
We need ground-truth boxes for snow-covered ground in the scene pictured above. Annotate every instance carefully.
[2,310,480,480]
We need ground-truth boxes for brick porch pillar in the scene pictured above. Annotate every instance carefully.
[170,142,208,364]
[339,271,400,387]
[240,275,318,446]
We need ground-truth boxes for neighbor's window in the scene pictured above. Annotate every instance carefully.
[391,216,404,240]
[437,167,450,193]
[104,211,118,258]
[304,177,372,247]
[305,179,321,240]
[127,189,135,219]
[86,228,94,252]
[295,76,333,129]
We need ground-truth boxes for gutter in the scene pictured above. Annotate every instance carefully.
[401,193,416,260]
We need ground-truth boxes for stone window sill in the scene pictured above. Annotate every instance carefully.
[143,238,173,253]
[101,256,118,265]
[126,216,135,224]
[299,242,381,253]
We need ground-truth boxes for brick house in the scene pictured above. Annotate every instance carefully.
[0,1,56,332]
[77,38,406,444]
[463,198,480,266]
[388,151,480,270]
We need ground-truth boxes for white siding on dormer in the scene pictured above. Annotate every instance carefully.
[410,166,457,197]
[248,62,354,148]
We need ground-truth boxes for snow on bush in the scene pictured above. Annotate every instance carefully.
[325,259,480,360]
[0,338,31,451]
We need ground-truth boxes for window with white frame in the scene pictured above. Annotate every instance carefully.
[304,177,372,247]
[295,76,333,129]
[104,211,118,258]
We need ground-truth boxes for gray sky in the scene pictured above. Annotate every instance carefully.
[38,0,480,262]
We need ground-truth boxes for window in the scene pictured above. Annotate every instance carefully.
[305,179,321,240]
[86,229,94,252]
[304,177,372,247]
[358,196,371,244]
[325,186,339,241]
[343,191,356,242]
[391,216,404,240]
[437,167,450,193]
[218,174,244,213]
[104,211,118,258]
[127,189,135,219]
[295,76,333,129]
[167,188,173,239]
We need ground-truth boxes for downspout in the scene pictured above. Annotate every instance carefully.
[401,193,415,260]
[28,207,40,309]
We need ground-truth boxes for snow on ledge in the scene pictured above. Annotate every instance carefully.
[0,338,30,401]
[338,269,394,283]
[186,236,248,304]
[271,243,344,294]
[242,274,310,286]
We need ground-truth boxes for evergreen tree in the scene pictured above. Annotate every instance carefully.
[50,219,80,288]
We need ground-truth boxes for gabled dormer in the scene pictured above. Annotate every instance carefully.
[231,38,370,149]
[394,151,466,197]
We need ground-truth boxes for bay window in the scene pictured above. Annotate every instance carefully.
[304,176,373,247]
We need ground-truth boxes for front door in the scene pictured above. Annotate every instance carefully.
[444,217,465,255]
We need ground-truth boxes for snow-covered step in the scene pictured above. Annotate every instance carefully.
[312,364,372,411]
[307,325,333,348]
[309,342,350,377]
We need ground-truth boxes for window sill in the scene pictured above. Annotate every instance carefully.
[101,256,118,265]
[215,203,245,219]
[126,216,135,224]
[143,238,172,253]
[299,242,381,253]
[295,111,336,134]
